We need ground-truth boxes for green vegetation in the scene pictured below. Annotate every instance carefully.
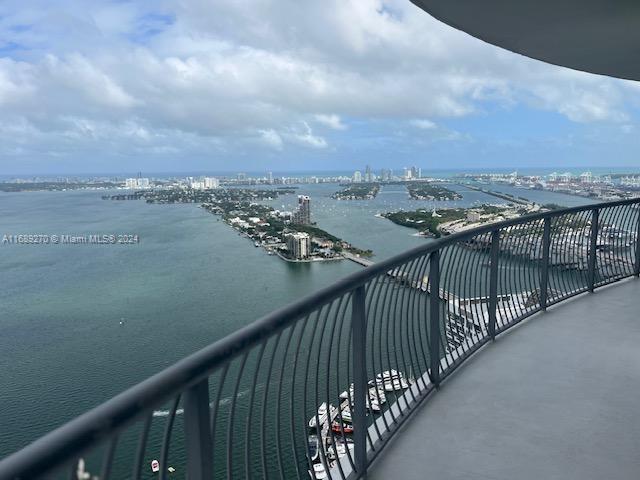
[144,188,373,259]
[144,188,284,204]
[407,183,462,201]
[480,205,503,215]
[332,183,380,200]
[541,203,564,211]
[383,208,466,237]
[292,224,341,243]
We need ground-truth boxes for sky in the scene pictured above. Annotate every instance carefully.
[1,0,640,175]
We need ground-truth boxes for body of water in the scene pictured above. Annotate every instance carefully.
[0,182,597,461]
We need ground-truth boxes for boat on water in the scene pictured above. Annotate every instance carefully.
[307,435,319,462]
[308,462,328,480]
[373,369,410,391]
[339,385,385,411]
[339,406,352,423]
[308,403,336,429]
[328,438,354,461]
[331,421,353,434]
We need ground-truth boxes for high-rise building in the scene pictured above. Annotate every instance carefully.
[353,171,362,183]
[268,171,273,184]
[292,195,311,225]
[204,177,219,189]
[237,172,247,181]
[365,165,372,183]
[285,232,310,259]
[125,178,150,189]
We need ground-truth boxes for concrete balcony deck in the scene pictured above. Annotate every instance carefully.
[371,278,640,480]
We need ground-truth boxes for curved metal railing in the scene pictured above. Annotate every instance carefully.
[1,198,639,480]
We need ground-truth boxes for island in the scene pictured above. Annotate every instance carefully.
[383,208,467,237]
[383,203,545,237]
[142,188,373,262]
[332,183,380,200]
[407,183,462,201]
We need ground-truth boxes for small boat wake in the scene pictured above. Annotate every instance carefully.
[152,388,250,417]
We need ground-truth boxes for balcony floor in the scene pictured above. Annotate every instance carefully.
[370,278,640,480]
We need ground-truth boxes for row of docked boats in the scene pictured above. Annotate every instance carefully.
[307,370,412,479]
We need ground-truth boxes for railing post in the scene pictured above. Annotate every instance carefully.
[428,250,441,388]
[540,217,551,310]
[183,378,213,480]
[635,207,640,276]
[488,230,500,340]
[588,208,599,292]
[351,285,367,477]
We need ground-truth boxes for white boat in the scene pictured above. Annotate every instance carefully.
[375,370,410,391]
[327,439,355,461]
[335,439,354,459]
[308,403,336,429]
[339,406,352,423]
[309,462,328,479]
[366,385,386,408]
[340,385,385,411]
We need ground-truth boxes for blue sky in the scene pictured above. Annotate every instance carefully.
[1,0,639,174]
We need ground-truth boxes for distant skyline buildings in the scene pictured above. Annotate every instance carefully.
[9,166,640,186]
[125,177,150,189]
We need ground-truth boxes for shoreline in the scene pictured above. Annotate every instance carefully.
[275,250,344,263]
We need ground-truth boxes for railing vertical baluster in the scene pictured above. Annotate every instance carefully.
[488,230,500,340]
[588,208,599,292]
[540,218,551,310]
[183,378,213,480]
[635,207,640,276]
[351,285,368,477]
[428,250,441,387]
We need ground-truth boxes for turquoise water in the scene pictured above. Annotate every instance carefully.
[0,183,594,460]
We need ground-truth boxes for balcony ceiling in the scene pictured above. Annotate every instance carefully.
[411,0,640,81]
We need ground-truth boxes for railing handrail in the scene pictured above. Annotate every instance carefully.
[1,196,638,479]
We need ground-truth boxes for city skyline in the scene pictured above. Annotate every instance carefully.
[1,0,640,174]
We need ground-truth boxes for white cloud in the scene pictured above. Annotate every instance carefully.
[290,122,328,149]
[410,119,436,129]
[0,0,637,169]
[259,129,283,150]
[315,114,347,130]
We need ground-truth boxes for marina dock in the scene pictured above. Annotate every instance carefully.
[343,252,375,267]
